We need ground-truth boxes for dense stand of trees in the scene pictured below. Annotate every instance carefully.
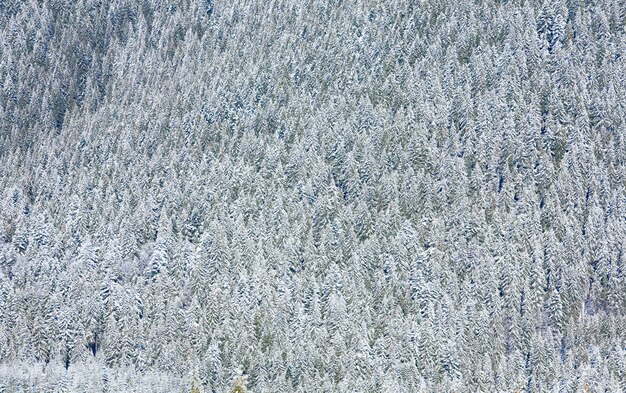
[1,0,625,391]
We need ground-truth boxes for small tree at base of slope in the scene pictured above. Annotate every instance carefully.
[230,376,247,393]
[190,377,201,393]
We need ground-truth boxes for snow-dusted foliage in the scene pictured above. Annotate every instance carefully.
[1,0,625,391]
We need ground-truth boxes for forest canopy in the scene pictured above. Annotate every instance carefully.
[0,0,625,391]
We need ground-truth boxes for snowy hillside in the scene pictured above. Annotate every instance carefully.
[0,0,625,391]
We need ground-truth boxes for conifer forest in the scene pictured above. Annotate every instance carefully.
[0,0,625,391]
